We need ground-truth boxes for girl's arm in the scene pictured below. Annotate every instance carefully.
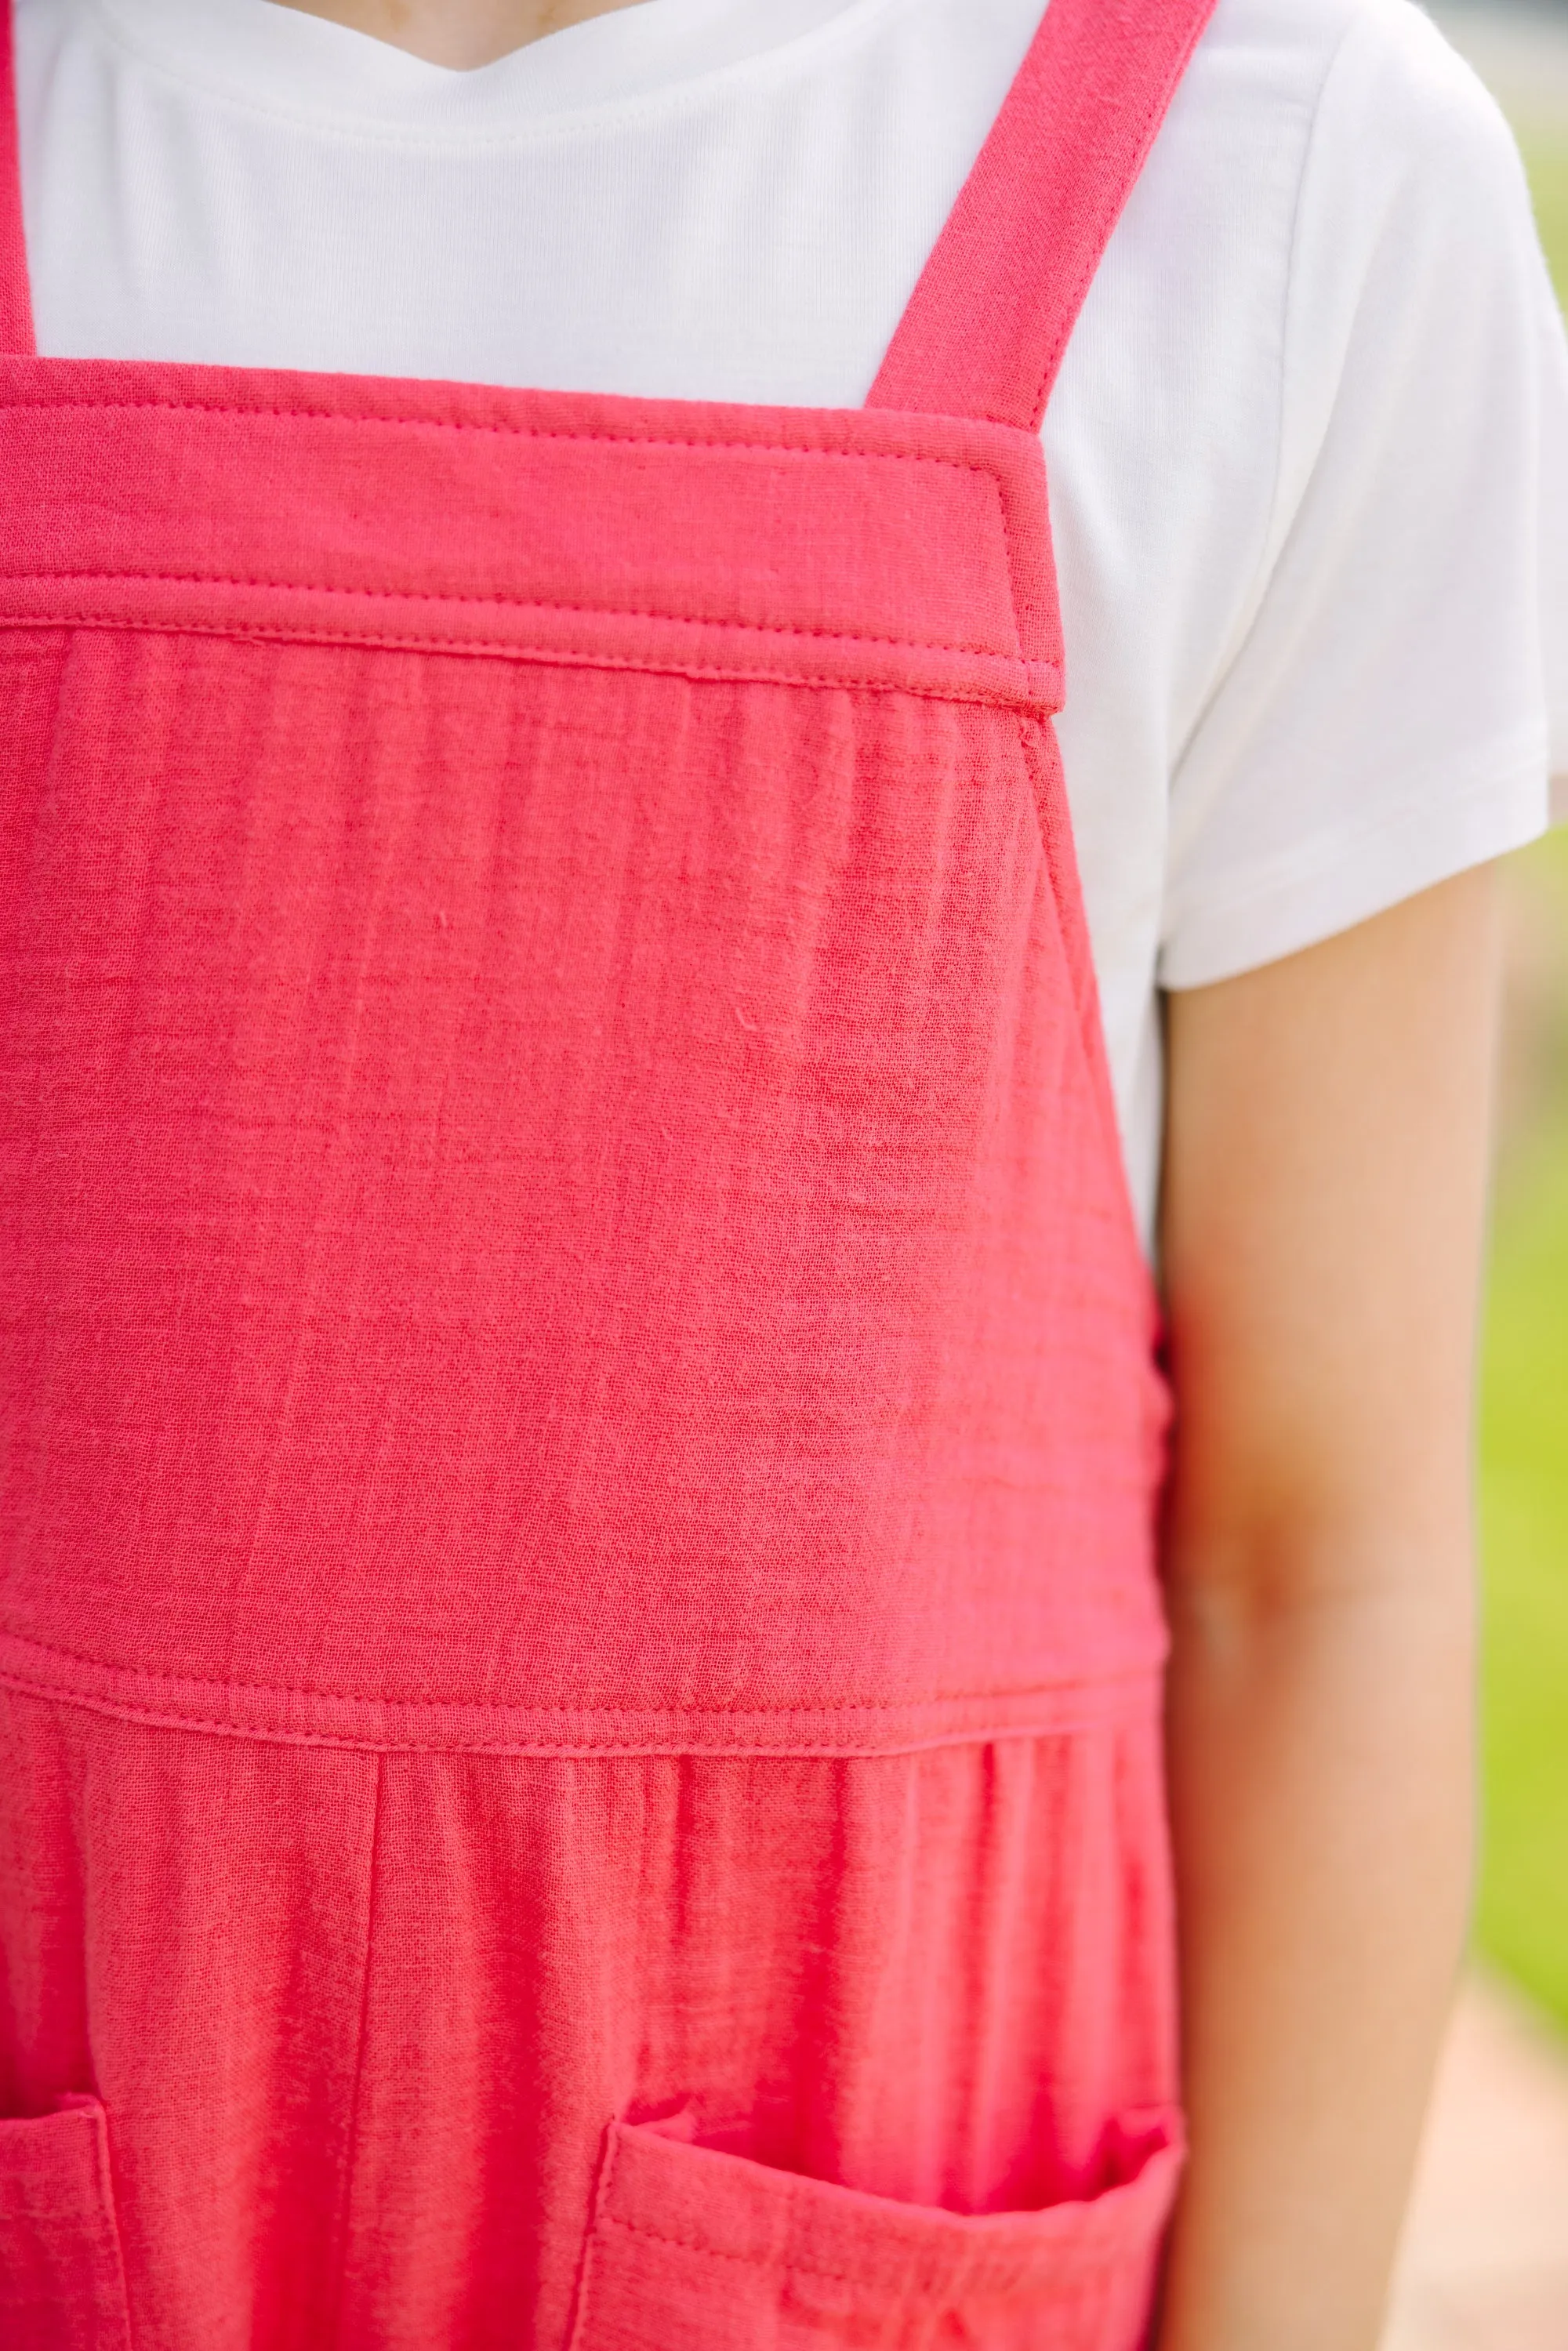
[1155,864,1503,2351]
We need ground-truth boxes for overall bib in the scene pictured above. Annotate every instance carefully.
[0,0,1214,2342]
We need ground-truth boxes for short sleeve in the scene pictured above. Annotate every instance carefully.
[1159,0,1568,989]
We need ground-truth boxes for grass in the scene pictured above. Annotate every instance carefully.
[1473,130,1568,2024]
[1477,839,1568,2022]
[1515,126,1568,303]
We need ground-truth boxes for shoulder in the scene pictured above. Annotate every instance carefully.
[1235,0,1530,223]
[1169,0,1531,223]
[1303,0,1534,234]
[1093,0,1538,390]
[1184,0,1512,119]
[1130,0,1550,519]
[1312,0,1521,132]
[1261,0,1548,484]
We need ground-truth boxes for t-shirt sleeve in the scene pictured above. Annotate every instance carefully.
[1158,0,1568,990]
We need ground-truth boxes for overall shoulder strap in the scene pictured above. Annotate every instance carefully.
[869,0,1215,430]
[0,0,34,355]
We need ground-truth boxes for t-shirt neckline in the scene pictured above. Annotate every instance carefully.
[82,0,891,132]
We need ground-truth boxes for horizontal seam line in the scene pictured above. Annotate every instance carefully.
[0,568,1025,664]
[597,2207,1098,2287]
[0,1631,1156,1711]
[0,1674,1160,1761]
[0,611,1048,708]
[1,401,1051,690]
[0,396,1011,480]
[599,2211,906,2287]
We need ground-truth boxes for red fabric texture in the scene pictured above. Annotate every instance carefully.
[2,1696,1178,2349]
[871,0,1217,428]
[0,0,1214,2341]
[0,2101,131,2349]
[575,2106,1184,2349]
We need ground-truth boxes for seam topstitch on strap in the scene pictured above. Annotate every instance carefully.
[0,608,1058,713]
[0,560,1020,665]
[0,392,1027,480]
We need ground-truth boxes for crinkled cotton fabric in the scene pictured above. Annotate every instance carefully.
[14,0,1567,1238]
[0,2,1201,2344]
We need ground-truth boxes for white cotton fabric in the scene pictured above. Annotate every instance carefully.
[16,0,1568,1239]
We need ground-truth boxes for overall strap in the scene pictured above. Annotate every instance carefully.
[0,0,34,355]
[869,0,1215,430]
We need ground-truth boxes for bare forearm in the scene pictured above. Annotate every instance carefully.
[1156,1551,1474,2351]
[1154,873,1499,2348]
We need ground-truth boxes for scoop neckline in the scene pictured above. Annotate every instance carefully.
[74,0,907,138]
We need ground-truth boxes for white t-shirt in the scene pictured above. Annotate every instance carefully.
[15,0,1568,1239]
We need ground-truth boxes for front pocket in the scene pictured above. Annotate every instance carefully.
[0,2097,132,2351]
[569,2104,1184,2351]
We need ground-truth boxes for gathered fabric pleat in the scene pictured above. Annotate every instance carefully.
[0,1689,1177,2351]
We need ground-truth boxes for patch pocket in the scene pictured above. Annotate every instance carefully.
[569,2104,1184,2351]
[0,2097,132,2350]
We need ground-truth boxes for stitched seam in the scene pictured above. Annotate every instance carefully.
[0,1627,1154,1713]
[601,2209,878,2286]
[87,2109,136,2348]
[0,1671,1157,1759]
[0,394,1007,473]
[0,400,1049,685]
[1174,8,1366,785]
[599,2208,1054,2291]
[1014,705,1050,871]
[1025,93,1173,427]
[1015,709,1161,1311]
[0,609,1052,710]
[1,566,1018,665]
[1024,13,1221,431]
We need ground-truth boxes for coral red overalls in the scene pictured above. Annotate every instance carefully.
[0,0,1214,2342]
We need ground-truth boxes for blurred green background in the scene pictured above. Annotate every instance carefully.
[1475,99,1568,2024]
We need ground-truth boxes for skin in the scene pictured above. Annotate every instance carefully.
[270,0,635,69]
[1156,865,1499,2350]
[269,5,1501,2338]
